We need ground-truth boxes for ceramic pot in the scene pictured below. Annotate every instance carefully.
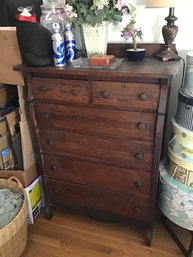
[82,22,109,57]
[126,48,146,61]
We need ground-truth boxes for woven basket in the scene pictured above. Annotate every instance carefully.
[0,177,27,257]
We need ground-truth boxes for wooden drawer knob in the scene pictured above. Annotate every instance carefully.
[100,90,110,98]
[71,88,78,96]
[50,165,57,172]
[55,189,60,194]
[46,139,53,145]
[137,122,147,130]
[135,153,144,160]
[134,181,142,188]
[39,86,48,93]
[134,207,140,213]
[43,112,51,119]
[138,93,148,101]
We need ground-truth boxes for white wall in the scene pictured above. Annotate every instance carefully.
[108,0,193,52]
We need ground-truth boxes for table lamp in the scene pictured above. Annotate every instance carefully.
[146,0,180,61]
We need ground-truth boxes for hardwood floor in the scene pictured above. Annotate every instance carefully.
[21,208,190,257]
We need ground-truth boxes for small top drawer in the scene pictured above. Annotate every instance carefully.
[92,81,160,111]
[31,77,90,104]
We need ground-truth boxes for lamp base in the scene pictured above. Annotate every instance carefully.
[156,47,180,61]
[156,52,180,61]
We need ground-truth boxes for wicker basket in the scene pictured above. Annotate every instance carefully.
[0,177,27,257]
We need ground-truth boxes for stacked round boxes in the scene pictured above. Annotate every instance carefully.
[158,52,193,230]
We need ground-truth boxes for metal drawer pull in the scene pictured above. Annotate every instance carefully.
[39,86,48,92]
[46,139,53,145]
[135,153,144,160]
[100,90,110,98]
[50,165,57,172]
[134,181,142,188]
[137,122,147,130]
[138,93,148,101]
[71,88,79,96]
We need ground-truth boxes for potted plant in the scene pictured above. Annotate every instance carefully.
[65,0,133,56]
[120,5,144,61]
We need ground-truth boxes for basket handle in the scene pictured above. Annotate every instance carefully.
[7,176,23,189]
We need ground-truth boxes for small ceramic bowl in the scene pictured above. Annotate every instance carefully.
[126,49,146,61]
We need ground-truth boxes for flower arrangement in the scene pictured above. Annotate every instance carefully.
[120,5,143,50]
[64,3,78,24]
[65,0,132,27]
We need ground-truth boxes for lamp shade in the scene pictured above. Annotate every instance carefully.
[146,0,176,8]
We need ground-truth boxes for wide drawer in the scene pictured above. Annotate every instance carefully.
[31,77,90,104]
[43,154,151,197]
[46,179,150,222]
[35,103,156,141]
[92,81,160,111]
[39,130,153,170]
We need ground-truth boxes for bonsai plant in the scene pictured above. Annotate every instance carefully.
[120,5,145,61]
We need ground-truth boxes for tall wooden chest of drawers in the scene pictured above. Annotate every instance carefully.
[14,57,179,245]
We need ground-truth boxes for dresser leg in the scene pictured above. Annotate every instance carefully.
[145,227,152,246]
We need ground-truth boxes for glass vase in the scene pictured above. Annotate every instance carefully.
[82,22,109,57]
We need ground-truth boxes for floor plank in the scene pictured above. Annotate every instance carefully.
[21,208,189,257]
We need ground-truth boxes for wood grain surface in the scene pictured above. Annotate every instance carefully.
[21,209,189,257]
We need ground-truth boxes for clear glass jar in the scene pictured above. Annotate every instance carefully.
[40,4,65,33]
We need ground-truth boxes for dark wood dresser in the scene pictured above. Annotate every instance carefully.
[14,56,180,245]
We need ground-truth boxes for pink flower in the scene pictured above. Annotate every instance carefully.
[114,0,130,11]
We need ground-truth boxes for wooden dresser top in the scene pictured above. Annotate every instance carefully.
[14,57,180,81]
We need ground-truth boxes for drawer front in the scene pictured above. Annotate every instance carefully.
[46,179,150,222]
[92,81,160,111]
[35,103,156,141]
[39,130,153,170]
[44,154,151,197]
[32,77,90,104]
